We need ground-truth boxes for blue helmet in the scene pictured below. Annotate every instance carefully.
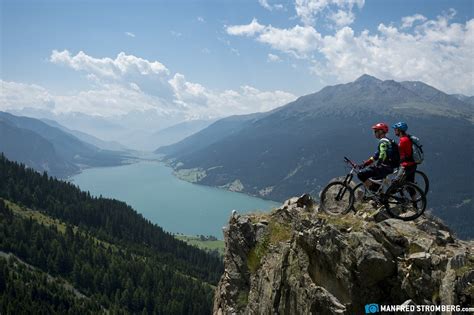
[392,121,408,131]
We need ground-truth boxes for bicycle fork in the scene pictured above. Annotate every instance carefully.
[336,173,354,201]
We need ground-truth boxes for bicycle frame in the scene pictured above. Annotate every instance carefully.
[344,156,399,194]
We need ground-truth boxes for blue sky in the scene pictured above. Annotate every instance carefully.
[1,0,473,119]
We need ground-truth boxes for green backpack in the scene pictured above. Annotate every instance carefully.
[381,138,400,168]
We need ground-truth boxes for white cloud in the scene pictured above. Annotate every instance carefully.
[259,0,285,11]
[125,31,136,38]
[329,9,355,28]
[259,0,272,10]
[401,14,427,29]
[170,30,182,37]
[267,53,282,62]
[50,50,170,79]
[168,73,296,118]
[295,0,364,26]
[226,18,266,36]
[197,16,205,23]
[0,80,171,117]
[3,50,297,119]
[227,21,321,57]
[169,73,208,108]
[0,81,56,111]
[227,10,474,94]
[55,84,170,116]
[258,25,321,57]
[129,82,141,92]
[315,14,474,94]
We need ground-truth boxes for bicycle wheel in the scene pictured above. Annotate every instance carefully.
[414,170,429,195]
[320,181,354,215]
[384,182,426,221]
[352,183,368,212]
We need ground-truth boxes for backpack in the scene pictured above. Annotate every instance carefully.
[381,138,400,168]
[409,135,424,164]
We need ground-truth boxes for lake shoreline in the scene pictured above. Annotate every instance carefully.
[71,160,280,239]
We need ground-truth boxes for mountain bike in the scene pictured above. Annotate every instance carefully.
[353,169,429,197]
[320,157,427,221]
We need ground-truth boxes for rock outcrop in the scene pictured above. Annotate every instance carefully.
[213,195,473,314]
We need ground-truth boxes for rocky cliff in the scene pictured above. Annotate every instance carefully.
[213,195,473,314]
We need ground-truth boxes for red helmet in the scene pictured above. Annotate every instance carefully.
[371,122,389,133]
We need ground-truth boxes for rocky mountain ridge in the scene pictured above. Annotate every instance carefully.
[213,195,473,314]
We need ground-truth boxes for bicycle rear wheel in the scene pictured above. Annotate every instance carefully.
[320,181,354,215]
[384,182,426,221]
[414,170,429,195]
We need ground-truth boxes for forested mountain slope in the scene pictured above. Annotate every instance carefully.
[0,155,224,314]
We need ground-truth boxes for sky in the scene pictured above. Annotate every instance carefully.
[1,0,473,120]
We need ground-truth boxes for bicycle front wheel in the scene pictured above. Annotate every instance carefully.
[414,170,429,195]
[320,181,354,215]
[384,182,426,221]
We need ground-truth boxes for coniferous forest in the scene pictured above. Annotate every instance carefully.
[0,154,224,314]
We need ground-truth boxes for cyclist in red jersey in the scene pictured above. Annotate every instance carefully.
[392,121,417,184]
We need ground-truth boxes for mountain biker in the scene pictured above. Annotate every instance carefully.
[392,121,417,184]
[357,123,396,191]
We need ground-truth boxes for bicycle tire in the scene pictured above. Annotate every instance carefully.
[384,182,426,221]
[320,181,354,215]
[414,170,429,195]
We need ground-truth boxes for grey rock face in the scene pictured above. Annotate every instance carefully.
[213,195,474,314]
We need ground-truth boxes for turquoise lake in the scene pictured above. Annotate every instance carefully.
[71,161,280,239]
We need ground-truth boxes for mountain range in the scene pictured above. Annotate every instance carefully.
[0,111,131,178]
[157,74,474,239]
[41,118,130,151]
[8,108,213,151]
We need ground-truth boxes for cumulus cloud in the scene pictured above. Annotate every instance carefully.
[0,80,171,116]
[401,14,427,29]
[227,10,474,94]
[168,73,296,118]
[3,50,296,119]
[329,9,355,28]
[316,14,474,94]
[226,18,266,36]
[259,0,284,11]
[295,0,364,26]
[267,53,282,62]
[226,21,321,57]
[0,81,56,111]
[50,50,170,79]
[257,25,321,57]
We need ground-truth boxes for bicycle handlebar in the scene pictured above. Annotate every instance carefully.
[344,156,357,168]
